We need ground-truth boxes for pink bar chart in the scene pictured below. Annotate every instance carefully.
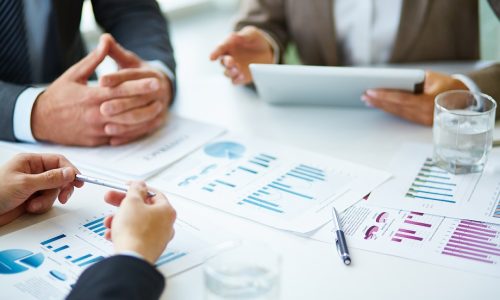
[441,220,500,264]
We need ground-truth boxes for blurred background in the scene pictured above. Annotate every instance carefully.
[80,0,500,78]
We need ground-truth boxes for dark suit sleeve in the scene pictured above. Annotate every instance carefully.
[67,255,165,300]
[90,0,176,81]
[0,81,29,142]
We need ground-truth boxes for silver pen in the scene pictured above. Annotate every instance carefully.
[332,207,351,265]
[75,174,156,197]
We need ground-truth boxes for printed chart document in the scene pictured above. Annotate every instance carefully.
[369,144,500,225]
[311,200,500,278]
[0,208,231,300]
[150,134,391,233]
[1,115,225,180]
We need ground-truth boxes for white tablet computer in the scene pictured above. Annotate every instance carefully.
[250,64,425,107]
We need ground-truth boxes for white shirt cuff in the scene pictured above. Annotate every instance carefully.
[257,29,280,64]
[115,250,148,262]
[147,60,175,83]
[13,87,45,143]
[452,74,481,94]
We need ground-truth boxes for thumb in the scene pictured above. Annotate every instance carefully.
[65,36,109,80]
[26,167,77,192]
[103,34,142,68]
[121,181,148,207]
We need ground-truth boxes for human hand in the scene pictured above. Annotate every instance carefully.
[31,35,165,146]
[210,26,275,85]
[361,71,468,126]
[103,181,176,264]
[0,153,82,226]
[98,34,173,146]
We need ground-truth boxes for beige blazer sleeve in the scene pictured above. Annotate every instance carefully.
[235,0,289,63]
[468,64,500,105]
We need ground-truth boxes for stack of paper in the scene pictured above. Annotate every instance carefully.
[310,144,500,278]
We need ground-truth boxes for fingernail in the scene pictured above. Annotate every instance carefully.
[366,89,377,97]
[149,79,159,91]
[230,67,238,76]
[63,167,74,181]
[30,201,41,211]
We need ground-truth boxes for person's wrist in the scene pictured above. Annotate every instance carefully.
[451,78,469,91]
[31,92,50,142]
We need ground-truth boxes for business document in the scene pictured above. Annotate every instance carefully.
[369,144,500,225]
[1,115,225,180]
[150,134,391,233]
[312,200,500,278]
[0,208,231,300]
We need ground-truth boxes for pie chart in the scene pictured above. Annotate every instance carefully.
[203,141,246,159]
[0,249,45,274]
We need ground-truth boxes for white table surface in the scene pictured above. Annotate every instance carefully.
[1,4,499,300]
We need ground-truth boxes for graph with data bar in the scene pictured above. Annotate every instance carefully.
[441,220,500,264]
[83,217,106,237]
[156,250,188,267]
[40,234,105,267]
[154,135,391,232]
[314,201,500,277]
[391,211,435,244]
[202,152,278,193]
[370,145,500,225]
[492,184,500,219]
[238,164,325,214]
[405,158,459,203]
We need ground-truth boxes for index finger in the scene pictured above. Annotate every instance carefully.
[24,154,81,179]
[210,42,231,61]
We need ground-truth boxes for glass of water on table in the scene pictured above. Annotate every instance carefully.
[433,90,497,174]
[204,242,281,300]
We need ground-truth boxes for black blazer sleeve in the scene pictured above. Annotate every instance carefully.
[67,255,165,300]
[0,81,29,142]
[90,0,176,87]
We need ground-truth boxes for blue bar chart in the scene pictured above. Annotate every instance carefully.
[202,152,278,193]
[405,158,457,203]
[83,217,106,237]
[156,251,188,267]
[40,234,105,268]
[237,164,325,215]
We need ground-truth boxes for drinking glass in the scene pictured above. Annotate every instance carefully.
[433,90,496,174]
[204,242,281,300]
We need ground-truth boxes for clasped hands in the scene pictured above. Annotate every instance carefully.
[32,34,173,146]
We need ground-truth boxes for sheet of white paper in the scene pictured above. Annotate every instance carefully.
[1,115,225,180]
[369,144,500,224]
[311,200,500,278]
[0,208,231,300]
[150,133,391,233]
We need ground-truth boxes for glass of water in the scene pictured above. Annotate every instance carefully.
[433,90,496,174]
[204,242,281,300]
